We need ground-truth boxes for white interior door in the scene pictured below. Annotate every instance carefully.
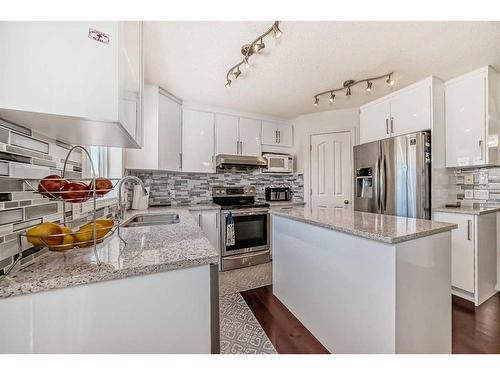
[310,132,352,207]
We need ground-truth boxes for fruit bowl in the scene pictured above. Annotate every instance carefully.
[30,176,118,203]
[24,219,117,252]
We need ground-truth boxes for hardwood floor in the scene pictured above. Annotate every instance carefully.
[242,285,500,354]
[241,285,329,354]
[453,294,500,353]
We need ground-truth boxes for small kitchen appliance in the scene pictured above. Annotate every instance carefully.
[262,153,293,174]
[265,185,292,202]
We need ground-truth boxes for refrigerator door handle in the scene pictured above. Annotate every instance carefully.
[380,150,386,213]
[374,149,380,213]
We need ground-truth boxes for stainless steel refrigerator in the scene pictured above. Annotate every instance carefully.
[353,131,431,219]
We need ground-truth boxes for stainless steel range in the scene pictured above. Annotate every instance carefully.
[212,186,270,271]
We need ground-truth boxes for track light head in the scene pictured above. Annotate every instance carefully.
[272,22,282,39]
[386,74,395,86]
[329,92,335,103]
[313,96,319,107]
[244,57,250,69]
[366,81,372,92]
[346,87,351,96]
[253,40,265,53]
[225,80,232,88]
[233,68,241,79]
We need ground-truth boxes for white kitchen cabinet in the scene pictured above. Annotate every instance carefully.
[215,114,239,155]
[0,21,143,148]
[125,86,182,170]
[182,109,215,173]
[239,118,262,156]
[215,115,261,157]
[359,77,436,144]
[445,66,500,168]
[262,121,293,147]
[190,209,220,251]
[359,101,391,143]
[433,211,498,306]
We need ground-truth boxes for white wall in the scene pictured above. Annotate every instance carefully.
[293,108,359,203]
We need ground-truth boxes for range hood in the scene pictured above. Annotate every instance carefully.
[216,154,267,169]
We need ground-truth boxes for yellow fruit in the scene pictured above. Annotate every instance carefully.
[74,222,109,247]
[27,223,63,246]
[50,226,74,251]
[96,219,113,229]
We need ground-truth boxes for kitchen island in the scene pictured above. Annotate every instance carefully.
[0,206,219,354]
[271,205,457,354]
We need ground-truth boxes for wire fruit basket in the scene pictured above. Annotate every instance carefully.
[4,145,128,276]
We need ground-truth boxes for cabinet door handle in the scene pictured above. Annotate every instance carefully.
[479,140,484,161]
[236,141,239,154]
[278,130,281,143]
[239,141,243,154]
[390,117,394,134]
[467,219,472,241]
[385,118,389,135]
[179,153,182,169]
[275,130,278,143]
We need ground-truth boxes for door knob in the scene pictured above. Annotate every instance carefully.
[344,200,350,204]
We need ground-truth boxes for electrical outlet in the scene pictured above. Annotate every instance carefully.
[170,190,175,199]
[464,175,474,185]
[464,189,474,199]
[474,189,489,200]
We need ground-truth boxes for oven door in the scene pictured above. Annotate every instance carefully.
[221,209,270,256]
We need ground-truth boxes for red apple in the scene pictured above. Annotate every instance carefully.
[38,175,68,198]
[89,178,113,196]
[59,182,90,203]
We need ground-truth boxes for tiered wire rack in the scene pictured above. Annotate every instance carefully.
[5,146,127,276]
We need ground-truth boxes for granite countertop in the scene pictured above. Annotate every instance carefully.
[433,206,500,216]
[0,206,219,299]
[265,200,306,207]
[271,205,457,244]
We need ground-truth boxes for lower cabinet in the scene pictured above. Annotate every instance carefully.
[433,211,498,306]
[190,209,220,252]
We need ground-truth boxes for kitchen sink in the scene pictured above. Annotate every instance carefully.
[122,213,180,227]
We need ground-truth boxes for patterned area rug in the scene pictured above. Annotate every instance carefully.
[219,262,273,296]
[219,292,277,354]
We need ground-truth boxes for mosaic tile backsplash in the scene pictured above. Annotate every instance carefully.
[452,167,500,207]
[0,119,117,275]
[127,169,304,206]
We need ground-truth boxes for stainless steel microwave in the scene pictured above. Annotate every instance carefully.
[262,153,293,174]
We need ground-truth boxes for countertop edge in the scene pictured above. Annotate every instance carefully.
[0,255,219,300]
[432,207,500,216]
[271,210,458,244]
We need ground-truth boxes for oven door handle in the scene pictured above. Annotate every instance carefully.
[223,210,269,216]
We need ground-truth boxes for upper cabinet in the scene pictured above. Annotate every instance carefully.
[262,121,293,147]
[445,66,500,168]
[215,115,262,157]
[0,21,143,148]
[124,86,182,171]
[238,118,262,156]
[182,109,215,173]
[359,78,435,144]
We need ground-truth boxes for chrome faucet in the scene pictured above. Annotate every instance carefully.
[116,176,148,221]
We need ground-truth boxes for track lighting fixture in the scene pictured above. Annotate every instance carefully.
[272,21,282,38]
[312,72,394,106]
[386,74,395,86]
[233,67,241,79]
[225,21,282,88]
[253,39,265,53]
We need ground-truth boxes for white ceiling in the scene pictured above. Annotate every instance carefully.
[144,21,500,119]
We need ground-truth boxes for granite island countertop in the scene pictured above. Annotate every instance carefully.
[0,206,219,299]
[271,205,457,244]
